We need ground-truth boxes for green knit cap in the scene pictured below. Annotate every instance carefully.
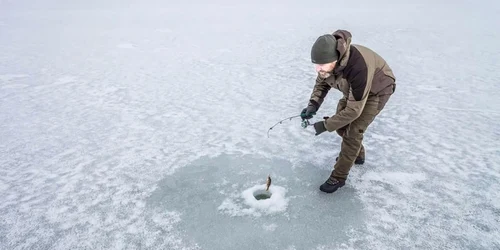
[311,34,339,64]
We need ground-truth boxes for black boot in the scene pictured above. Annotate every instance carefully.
[336,156,364,165]
[319,177,345,193]
[355,157,364,165]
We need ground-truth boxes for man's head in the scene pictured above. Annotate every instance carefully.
[311,34,339,78]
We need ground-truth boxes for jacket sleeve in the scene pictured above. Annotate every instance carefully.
[323,58,373,132]
[336,97,347,114]
[307,75,331,110]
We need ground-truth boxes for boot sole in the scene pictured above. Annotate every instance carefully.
[319,184,344,193]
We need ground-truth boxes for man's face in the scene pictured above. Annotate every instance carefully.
[314,61,336,79]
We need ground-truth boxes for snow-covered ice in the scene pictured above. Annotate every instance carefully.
[1,0,499,249]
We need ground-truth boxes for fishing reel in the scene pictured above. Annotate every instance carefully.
[301,119,310,128]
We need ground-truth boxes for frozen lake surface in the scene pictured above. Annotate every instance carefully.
[1,0,499,249]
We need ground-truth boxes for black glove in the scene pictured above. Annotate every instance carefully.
[313,121,327,136]
[300,105,317,120]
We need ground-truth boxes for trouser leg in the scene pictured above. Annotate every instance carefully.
[358,143,365,159]
[331,96,381,180]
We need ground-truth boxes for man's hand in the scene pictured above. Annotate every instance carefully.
[300,106,317,120]
[313,121,327,136]
[323,116,347,137]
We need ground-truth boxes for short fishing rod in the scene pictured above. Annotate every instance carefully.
[267,115,313,138]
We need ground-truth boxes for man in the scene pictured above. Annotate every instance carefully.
[300,29,396,193]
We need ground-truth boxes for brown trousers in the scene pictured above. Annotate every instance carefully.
[331,95,386,180]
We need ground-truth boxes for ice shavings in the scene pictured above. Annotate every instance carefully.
[218,184,288,217]
[242,184,288,213]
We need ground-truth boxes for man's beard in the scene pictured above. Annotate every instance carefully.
[319,71,332,79]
